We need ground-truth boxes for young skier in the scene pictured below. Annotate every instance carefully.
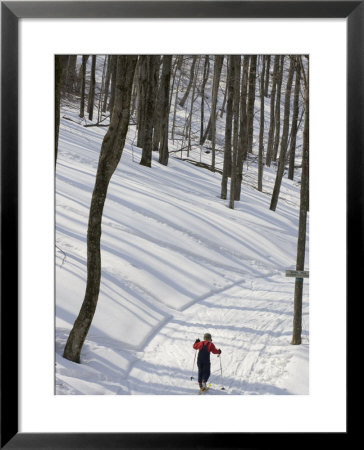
[193,333,221,391]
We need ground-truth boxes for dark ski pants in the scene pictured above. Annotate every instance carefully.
[197,362,211,384]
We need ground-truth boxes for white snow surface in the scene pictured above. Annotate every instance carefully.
[55,102,309,395]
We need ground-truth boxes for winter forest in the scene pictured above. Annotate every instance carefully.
[55,54,309,395]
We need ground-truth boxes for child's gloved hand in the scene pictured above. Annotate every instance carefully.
[195,338,200,343]
[218,349,222,354]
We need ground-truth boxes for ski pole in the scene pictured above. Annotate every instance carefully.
[190,350,197,380]
[218,355,225,390]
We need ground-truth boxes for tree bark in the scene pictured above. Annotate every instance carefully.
[102,55,112,113]
[200,55,210,145]
[264,55,271,97]
[55,55,68,166]
[63,55,138,363]
[158,55,173,166]
[107,56,117,114]
[288,60,301,180]
[258,56,266,192]
[221,56,234,200]
[235,55,249,200]
[229,56,241,209]
[65,55,77,93]
[79,55,88,118]
[270,56,295,211]
[208,55,224,169]
[266,55,280,167]
[88,55,96,121]
[179,55,197,107]
[139,56,160,167]
[291,57,309,345]
[272,55,284,162]
[137,56,148,149]
[246,56,257,155]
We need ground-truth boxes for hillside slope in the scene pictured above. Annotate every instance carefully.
[55,103,309,395]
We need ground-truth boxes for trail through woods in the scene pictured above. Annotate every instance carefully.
[55,98,309,395]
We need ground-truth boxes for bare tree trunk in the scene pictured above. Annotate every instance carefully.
[208,55,224,169]
[137,56,147,149]
[272,55,284,162]
[158,55,173,166]
[288,60,301,180]
[102,55,112,113]
[258,56,266,192]
[264,55,271,97]
[55,55,68,166]
[291,57,309,345]
[235,55,249,200]
[88,55,96,121]
[63,56,138,364]
[140,56,160,167]
[200,55,210,145]
[229,56,241,209]
[187,57,201,155]
[65,55,77,93]
[107,56,117,114]
[266,55,280,167]
[221,56,234,200]
[79,55,88,118]
[179,55,197,107]
[247,56,257,154]
[171,60,183,143]
[270,56,295,211]
[220,83,227,118]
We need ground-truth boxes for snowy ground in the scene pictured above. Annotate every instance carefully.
[55,102,309,395]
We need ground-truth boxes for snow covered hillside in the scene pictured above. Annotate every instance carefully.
[55,55,309,395]
[55,111,309,396]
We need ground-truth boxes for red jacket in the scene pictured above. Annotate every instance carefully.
[193,340,220,354]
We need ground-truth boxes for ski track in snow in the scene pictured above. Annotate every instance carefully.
[55,92,309,396]
[123,269,308,395]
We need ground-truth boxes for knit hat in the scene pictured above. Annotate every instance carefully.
[203,333,212,341]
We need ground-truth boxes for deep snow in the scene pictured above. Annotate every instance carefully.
[55,56,309,395]
[55,115,309,395]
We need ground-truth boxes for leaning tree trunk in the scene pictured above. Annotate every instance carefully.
[270,56,295,212]
[291,57,309,345]
[63,55,138,364]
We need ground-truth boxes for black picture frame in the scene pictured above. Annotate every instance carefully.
[1,1,359,448]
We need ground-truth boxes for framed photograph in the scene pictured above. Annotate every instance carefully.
[1,1,359,448]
